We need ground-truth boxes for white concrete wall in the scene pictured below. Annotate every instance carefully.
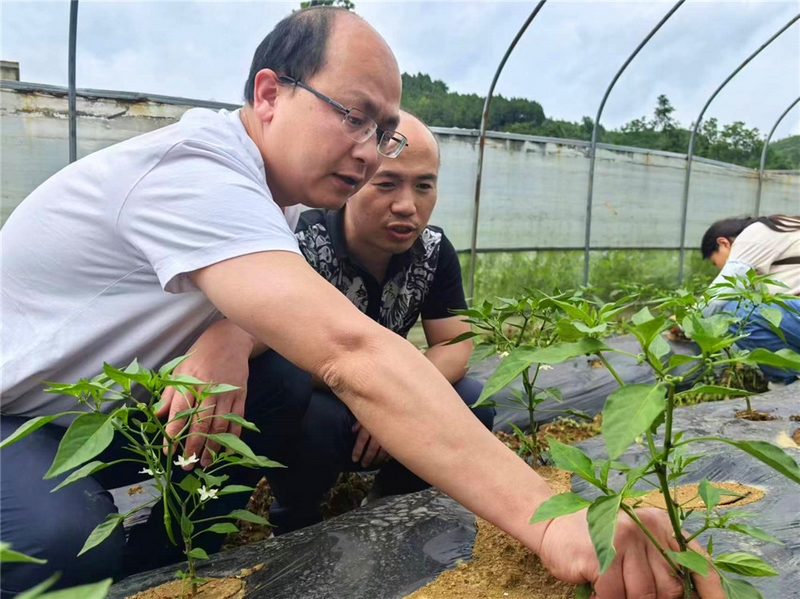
[2,84,798,250]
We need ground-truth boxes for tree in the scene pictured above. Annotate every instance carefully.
[651,94,677,132]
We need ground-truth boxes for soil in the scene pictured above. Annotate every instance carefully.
[405,468,575,599]
[627,482,764,511]
[124,576,246,599]
[793,428,800,446]
[735,409,778,421]
[495,416,603,460]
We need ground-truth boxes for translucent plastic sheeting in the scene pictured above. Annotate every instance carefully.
[572,385,800,598]
[108,490,476,599]
[469,334,701,434]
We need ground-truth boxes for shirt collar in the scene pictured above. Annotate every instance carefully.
[325,208,427,279]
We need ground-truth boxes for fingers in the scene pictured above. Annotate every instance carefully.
[163,387,193,457]
[646,539,682,599]
[184,394,224,468]
[351,423,370,463]
[592,558,626,599]
[360,435,382,468]
[155,386,173,419]
[199,392,235,468]
[685,539,724,599]
[375,447,390,464]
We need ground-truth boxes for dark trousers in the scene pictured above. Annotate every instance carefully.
[0,351,311,598]
[266,377,495,535]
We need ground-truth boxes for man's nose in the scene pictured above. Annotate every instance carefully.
[350,136,381,168]
[391,188,417,216]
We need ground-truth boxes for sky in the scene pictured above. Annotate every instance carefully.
[2,0,799,140]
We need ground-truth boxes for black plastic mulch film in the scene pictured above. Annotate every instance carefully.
[110,336,799,598]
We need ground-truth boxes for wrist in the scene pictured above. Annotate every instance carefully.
[209,319,258,358]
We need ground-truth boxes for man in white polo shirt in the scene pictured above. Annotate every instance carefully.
[0,7,722,599]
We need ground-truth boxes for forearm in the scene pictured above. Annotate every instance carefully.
[329,330,555,553]
[193,253,555,553]
[424,343,469,384]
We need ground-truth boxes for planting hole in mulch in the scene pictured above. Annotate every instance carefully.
[735,409,779,421]
[629,482,764,511]
[405,467,576,599]
[124,576,247,599]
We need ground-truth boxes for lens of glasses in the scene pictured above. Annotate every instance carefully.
[377,132,407,158]
[340,108,377,143]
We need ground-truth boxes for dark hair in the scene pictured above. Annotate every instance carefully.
[701,214,800,259]
[243,6,352,104]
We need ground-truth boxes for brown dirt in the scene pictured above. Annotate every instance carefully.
[125,577,246,599]
[405,468,577,599]
[735,409,778,421]
[790,414,800,422]
[793,428,800,445]
[495,416,602,460]
[628,482,764,511]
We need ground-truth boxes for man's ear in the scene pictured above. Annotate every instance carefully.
[251,69,281,124]
[716,236,732,250]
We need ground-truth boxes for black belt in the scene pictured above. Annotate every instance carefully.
[773,256,800,266]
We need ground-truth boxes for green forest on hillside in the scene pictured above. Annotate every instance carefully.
[401,73,800,170]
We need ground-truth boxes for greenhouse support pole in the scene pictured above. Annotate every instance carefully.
[755,96,800,216]
[68,0,79,163]
[583,0,684,286]
[467,0,547,302]
[677,13,799,284]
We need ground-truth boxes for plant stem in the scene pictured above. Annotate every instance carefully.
[596,352,624,387]
[651,384,695,597]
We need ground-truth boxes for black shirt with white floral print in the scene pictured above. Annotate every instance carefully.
[295,209,467,340]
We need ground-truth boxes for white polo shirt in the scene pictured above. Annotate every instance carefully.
[1,108,300,420]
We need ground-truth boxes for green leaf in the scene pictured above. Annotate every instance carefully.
[209,413,260,433]
[575,583,593,599]
[0,415,62,449]
[227,509,270,526]
[744,348,800,371]
[631,307,655,325]
[179,474,201,495]
[37,579,113,599]
[180,514,194,537]
[77,513,125,556]
[51,460,115,493]
[530,492,591,523]
[666,549,708,576]
[714,552,777,577]
[187,547,209,560]
[201,522,240,535]
[704,438,800,484]
[698,479,721,511]
[0,543,47,564]
[546,438,598,484]
[102,363,133,394]
[587,494,622,574]
[649,335,671,361]
[720,578,764,599]
[668,354,700,370]
[759,306,784,341]
[446,331,479,345]
[15,573,60,599]
[158,354,191,377]
[676,385,755,399]
[200,433,269,466]
[216,484,255,496]
[468,343,496,367]
[726,523,782,545]
[205,383,241,395]
[45,413,115,479]
[475,347,537,405]
[602,384,666,460]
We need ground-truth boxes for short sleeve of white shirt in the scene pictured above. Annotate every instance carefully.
[117,113,300,293]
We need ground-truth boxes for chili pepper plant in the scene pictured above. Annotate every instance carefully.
[0,356,281,598]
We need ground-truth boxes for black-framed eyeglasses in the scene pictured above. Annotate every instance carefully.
[278,76,407,159]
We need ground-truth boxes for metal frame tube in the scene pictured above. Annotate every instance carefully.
[467,0,547,301]
[676,13,799,283]
[755,95,800,216]
[68,0,79,163]
[582,0,684,286]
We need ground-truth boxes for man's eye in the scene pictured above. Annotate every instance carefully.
[346,114,365,127]
[375,182,395,189]
[417,183,434,191]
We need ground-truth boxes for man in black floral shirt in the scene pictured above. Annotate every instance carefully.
[268,112,495,534]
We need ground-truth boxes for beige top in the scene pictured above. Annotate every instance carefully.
[705,219,800,314]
